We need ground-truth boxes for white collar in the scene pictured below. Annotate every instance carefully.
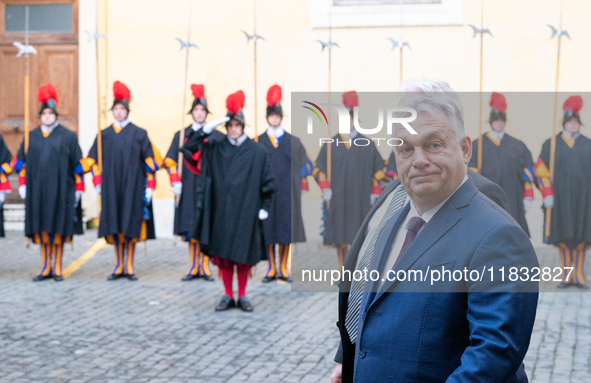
[341,129,358,139]
[228,133,248,146]
[41,121,59,133]
[407,175,469,223]
[562,130,581,140]
[192,121,204,131]
[114,118,130,129]
[488,130,505,141]
[267,126,284,138]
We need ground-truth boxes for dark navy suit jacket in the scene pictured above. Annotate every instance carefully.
[335,177,539,382]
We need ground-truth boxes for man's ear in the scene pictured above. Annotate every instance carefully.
[461,136,472,165]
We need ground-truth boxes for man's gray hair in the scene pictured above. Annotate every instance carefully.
[397,79,465,141]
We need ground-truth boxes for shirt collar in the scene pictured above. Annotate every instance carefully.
[562,130,581,141]
[192,121,204,131]
[407,174,469,225]
[41,121,59,133]
[228,133,248,146]
[342,129,358,139]
[489,130,505,141]
[267,126,284,138]
[114,118,130,129]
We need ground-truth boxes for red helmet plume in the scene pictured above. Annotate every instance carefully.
[37,83,59,105]
[226,90,245,115]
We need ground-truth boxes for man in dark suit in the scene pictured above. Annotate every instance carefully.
[331,82,539,382]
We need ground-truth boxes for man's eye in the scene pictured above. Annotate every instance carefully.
[430,142,441,149]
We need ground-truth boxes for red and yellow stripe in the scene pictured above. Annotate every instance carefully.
[534,158,553,198]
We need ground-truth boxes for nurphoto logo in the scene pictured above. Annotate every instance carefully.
[302,101,418,146]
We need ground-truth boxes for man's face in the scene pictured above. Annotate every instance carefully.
[395,109,471,211]
[490,119,505,132]
[112,104,128,122]
[227,119,244,140]
[267,113,281,128]
[192,104,207,125]
[40,109,57,126]
[564,118,581,134]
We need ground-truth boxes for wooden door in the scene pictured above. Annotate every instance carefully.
[0,0,78,201]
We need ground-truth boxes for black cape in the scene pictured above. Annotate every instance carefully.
[17,125,83,239]
[183,130,275,265]
[258,131,308,244]
[469,133,533,236]
[316,134,384,246]
[165,126,224,236]
[540,134,591,244]
[0,134,12,238]
[88,123,155,240]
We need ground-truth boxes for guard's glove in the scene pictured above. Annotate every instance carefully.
[145,188,154,204]
[75,191,83,207]
[172,182,182,197]
[543,195,554,209]
[523,197,533,212]
[19,185,26,200]
[203,117,231,134]
[258,209,269,220]
[322,188,332,202]
[0,192,5,207]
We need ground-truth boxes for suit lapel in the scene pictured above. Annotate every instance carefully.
[371,179,478,306]
[339,180,401,293]
[361,201,410,313]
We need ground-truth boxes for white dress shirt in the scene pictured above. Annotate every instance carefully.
[355,175,469,289]
[192,121,204,132]
[488,130,505,142]
[114,118,130,129]
[41,121,59,135]
[561,130,581,141]
[227,133,248,146]
[266,126,284,138]
[341,129,358,139]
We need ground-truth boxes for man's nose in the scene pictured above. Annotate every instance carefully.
[412,148,430,168]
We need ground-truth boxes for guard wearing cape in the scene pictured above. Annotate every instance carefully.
[258,85,315,283]
[0,134,13,238]
[162,84,224,281]
[181,90,276,312]
[468,92,536,236]
[83,81,161,281]
[13,83,85,281]
[314,91,386,269]
[535,95,591,288]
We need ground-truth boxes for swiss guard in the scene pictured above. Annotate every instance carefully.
[84,81,161,281]
[14,83,84,281]
[469,92,536,236]
[258,85,314,283]
[162,84,223,281]
[314,90,385,269]
[536,95,591,289]
[182,90,275,312]
[0,134,13,238]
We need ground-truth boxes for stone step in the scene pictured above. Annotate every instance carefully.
[3,203,25,222]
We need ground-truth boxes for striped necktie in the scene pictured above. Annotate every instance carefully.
[344,184,407,343]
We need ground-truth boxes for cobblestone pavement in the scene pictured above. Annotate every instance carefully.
[0,228,339,383]
[0,199,590,382]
